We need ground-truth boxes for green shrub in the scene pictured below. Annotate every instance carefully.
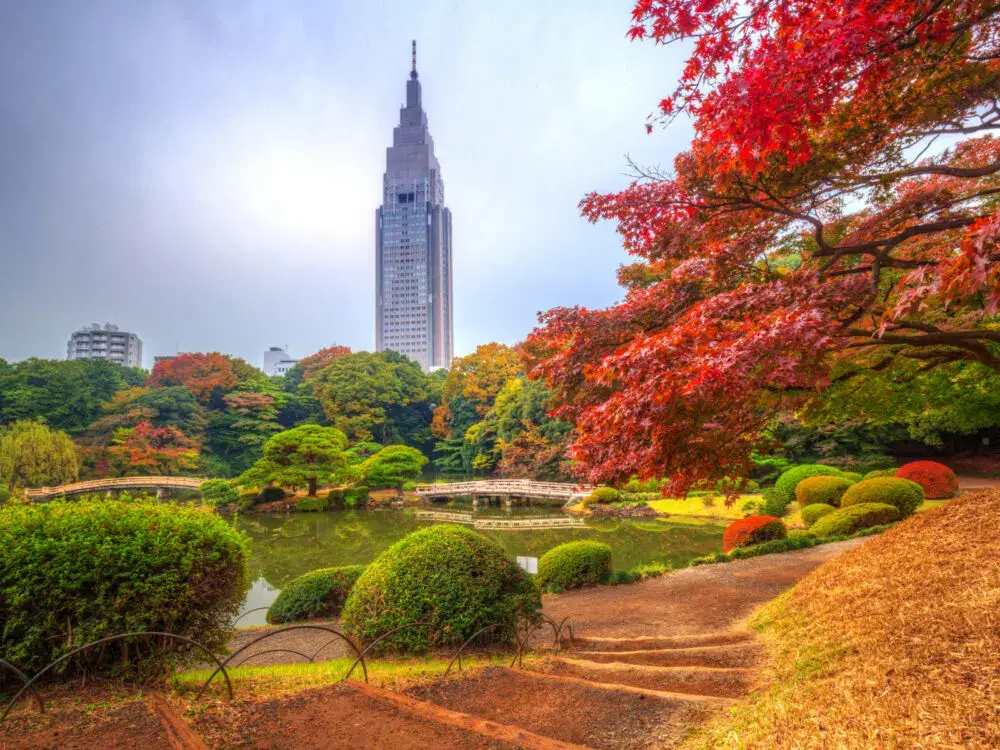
[199,478,238,507]
[325,488,346,507]
[590,487,621,503]
[809,502,900,537]
[762,487,792,517]
[0,488,11,505]
[800,503,836,527]
[0,498,247,673]
[840,478,924,518]
[773,464,844,504]
[296,496,329,512]
[259,485,287,503]
[402,480,417,491]
[795,475,854,507]
[740,497,765,517]
[787,528,817,540]
[863,468,897,480]
[342,525,539,652]
[266,565,365,624]
[536,541,612,591]
[345,485,370,504]
[841,471,864,482]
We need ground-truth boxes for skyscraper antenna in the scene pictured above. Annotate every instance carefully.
[411,40,417,79]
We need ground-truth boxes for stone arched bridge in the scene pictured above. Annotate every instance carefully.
[23,476,208,502]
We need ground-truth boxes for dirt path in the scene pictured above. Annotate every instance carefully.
[544,539,864,638]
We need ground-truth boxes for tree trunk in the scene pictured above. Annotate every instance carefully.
[308,477,317,496]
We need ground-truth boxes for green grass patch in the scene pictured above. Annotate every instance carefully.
[173,653,508,697]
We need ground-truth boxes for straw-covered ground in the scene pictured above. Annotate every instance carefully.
[685,489,1000,749]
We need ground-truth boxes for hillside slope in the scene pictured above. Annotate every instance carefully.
[687,489,1000,748]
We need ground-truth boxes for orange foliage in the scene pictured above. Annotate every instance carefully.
[722,515,786,553]
[148,353,238,405]
[298,345,352,381]
[896,461,959,500]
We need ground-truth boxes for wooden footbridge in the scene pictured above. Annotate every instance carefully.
[23,476,208,502]
[414,479,592,507]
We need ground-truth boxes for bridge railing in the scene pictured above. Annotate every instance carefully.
[24,476,208,500]
[414,479,593,498]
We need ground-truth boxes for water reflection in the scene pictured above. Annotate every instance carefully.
[231,506,724,625]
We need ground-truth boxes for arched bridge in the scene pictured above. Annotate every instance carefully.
[414,479,592,506]
[23,476,208,502]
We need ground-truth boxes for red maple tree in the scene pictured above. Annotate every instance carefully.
[147,353,239,405]
[525,1,1000,491]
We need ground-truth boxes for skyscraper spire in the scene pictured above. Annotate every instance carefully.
[410,39,417,79]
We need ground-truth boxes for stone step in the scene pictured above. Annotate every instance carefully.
[405,665,723,749]
[577,641,761,669]
[529,656,753,698]
[570,630,754,652]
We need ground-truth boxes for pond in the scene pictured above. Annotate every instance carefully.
[232,503,725,625]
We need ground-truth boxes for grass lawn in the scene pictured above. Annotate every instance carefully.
[647,494,763,521]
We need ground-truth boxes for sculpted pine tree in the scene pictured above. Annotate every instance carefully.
[362,445,428,496]
[525,0,1000,490]
[239,425,349,497]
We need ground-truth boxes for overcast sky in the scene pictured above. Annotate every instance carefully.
[0,0,690,368]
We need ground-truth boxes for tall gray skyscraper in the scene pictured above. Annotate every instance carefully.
[375,41,453,371]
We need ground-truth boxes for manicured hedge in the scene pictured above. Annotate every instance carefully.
[840,477,924,518]
[690,523,895,567]
[841,471,864,482]
[0,498,247,673]
[895,461,959,499]
[722,515,787,553]
[342,525,539,652]
[863,468,897,480]
[296,496,329,512]
[590,487,621,503]
[809,502,900,537]
[774,464,844,504]
[536,541,612,592]
[800,503,836,527]
[200,478,238,507]
[267,565,366,624]
[795,476,854,507]
[259,485,288,503]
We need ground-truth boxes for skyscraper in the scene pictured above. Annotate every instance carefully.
[375,41,453,371]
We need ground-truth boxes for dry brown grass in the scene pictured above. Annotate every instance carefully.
[685,489,1000,749]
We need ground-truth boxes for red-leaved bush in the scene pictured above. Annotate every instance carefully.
[895,461,959,500]
[722,515,786,553]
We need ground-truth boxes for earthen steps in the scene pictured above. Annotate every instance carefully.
[574,641,761,669]
[405,665,721,749]
[570,630,754,652]
[530,655,753,698]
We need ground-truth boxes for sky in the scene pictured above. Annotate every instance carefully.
[0,0,691,369]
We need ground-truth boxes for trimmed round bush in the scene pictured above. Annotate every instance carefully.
[863,468,897,480]
[800,503,836,527]
[810,502,900,537]
[840,477,924,518]
[841,471,864,482]
[0,498,247,673]
[342,524,540,652]
[774,464,844,503]
[590,487,621,503]
[267,565,365,624]
[895,461,959,499]
[536,541,612,591]
[795,476,854,508]
[259,485,288,503]
[722,515,787,553]
[787,528,816,540]
[200,478,238,507]
[0,488,11,505]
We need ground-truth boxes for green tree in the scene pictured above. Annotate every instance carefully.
[239,425,348,496]
[206,384,286,475]
[0,421,79,490]
[311,351,431,444]
[362,445,428,496]
[0,358,143,433]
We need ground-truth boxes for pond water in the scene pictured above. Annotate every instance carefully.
[232,503,725,626]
